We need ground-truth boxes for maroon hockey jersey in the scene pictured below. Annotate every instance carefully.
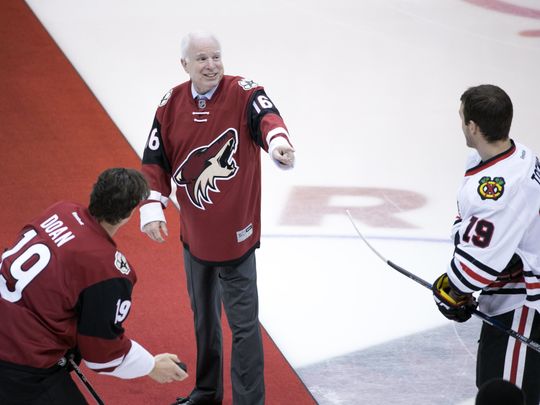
[141,75,292,264]
[0,202,149,375]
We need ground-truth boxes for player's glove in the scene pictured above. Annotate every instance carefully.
[432,273,477,323]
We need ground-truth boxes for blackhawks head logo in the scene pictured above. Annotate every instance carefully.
[477,176,505,200]
[173,128,239,210]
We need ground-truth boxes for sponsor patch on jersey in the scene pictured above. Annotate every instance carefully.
[114,251,131,275]
[238,78,258,90]
[236,223,253,243]
[477,176,505,200]
[159,89,172,107]
[71,211,84,225]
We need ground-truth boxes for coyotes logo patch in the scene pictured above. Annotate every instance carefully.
[173,128,239,210]
[478,176,505,200]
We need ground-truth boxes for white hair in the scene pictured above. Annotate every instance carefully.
[180,31,221,60]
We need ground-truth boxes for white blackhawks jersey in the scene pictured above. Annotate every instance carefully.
[448,140,540,316]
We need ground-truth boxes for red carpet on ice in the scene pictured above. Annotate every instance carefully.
[0,1,316,404]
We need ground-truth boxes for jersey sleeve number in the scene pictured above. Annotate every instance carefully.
[147,128,160,151]
[252,95,274,113]
[0,230,51,303]
[462,216,494,248]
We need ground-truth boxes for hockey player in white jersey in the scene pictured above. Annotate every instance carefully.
[432,85,540,405]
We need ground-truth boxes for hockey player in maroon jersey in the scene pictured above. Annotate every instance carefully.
[432,85,540,405]
[0,168,188,405]
[140,32,295,405]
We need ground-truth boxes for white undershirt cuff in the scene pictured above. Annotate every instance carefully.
[85,340,155,379]
[139,201,166,231]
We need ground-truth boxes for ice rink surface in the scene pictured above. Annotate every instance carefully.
[25,0,540,403]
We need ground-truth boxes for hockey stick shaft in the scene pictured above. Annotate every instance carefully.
[347,218,432,289]
[345,210,540,354]
[68,358,105,405]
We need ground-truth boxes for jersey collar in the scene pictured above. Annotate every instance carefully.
[465,139,516,177]
[190,83,218,100]
[82,207,117,246]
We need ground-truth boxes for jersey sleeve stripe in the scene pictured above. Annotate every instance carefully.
[266,127,289,147]
[449,259,478,292]
[482,287,527,296]
[459,261,493,285]
[85,355,123,370]
[86,340,154,379]
[148,190,169,206]
[523,270,540,293]
[525,275,540,299]
[488,278,525,288]
[455,247,499,276]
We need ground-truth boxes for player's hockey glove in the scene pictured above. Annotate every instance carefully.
[432,273,477,323]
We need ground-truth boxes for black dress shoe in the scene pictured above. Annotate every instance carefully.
[172,397,192,405]
[172,397,221,405]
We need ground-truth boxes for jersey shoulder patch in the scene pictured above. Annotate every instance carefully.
[114,251,131,275]
[477,176,505,201]
[237,78,259,91]
[158,88,173,107]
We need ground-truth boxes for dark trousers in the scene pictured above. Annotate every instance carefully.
[477,306,540,405]
[183,248,265,405]
[0,360,87,405]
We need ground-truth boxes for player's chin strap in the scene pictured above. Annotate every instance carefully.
[58,355,105,405]
[345,210,540,355]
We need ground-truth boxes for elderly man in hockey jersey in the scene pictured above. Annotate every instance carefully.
[432,85,540,405]
[139,31,295,405]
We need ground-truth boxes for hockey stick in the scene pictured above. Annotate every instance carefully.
[345,210,540,354]
[58,357,105,405]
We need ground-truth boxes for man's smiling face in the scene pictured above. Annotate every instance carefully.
[181,36,224,94]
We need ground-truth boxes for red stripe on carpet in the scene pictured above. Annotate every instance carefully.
[0,1,316,404]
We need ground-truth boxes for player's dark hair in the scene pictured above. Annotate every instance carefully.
[460,84,513,143]
[89,168,149,225]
